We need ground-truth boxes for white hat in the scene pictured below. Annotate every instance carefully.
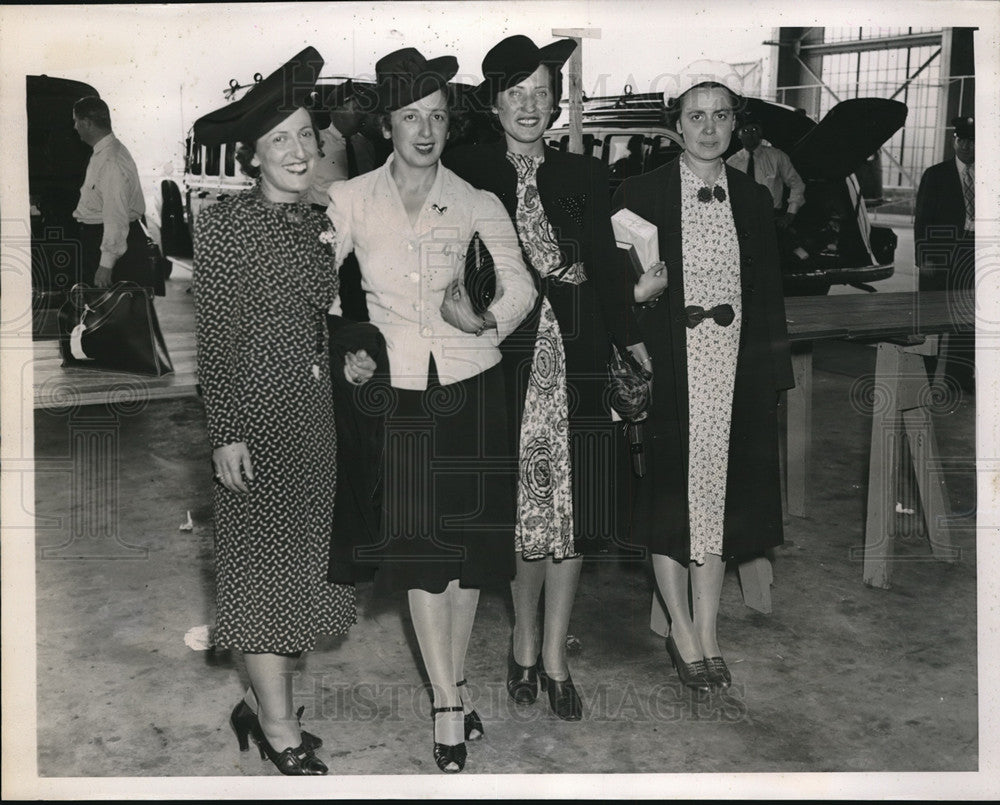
[663,59,744,107]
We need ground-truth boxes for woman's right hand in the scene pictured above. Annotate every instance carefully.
[213,442,254,494]
[634,261,668,304]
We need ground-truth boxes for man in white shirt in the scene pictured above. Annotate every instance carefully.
[71,96,147,288]
[306,99,377,208]
[727,116,806,230]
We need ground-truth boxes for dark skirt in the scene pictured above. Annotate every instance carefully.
[335,356,517,593]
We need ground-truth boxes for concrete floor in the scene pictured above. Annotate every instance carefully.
[27,337,979,794]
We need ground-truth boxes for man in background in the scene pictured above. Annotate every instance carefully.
[306,95,376,208]
[71,95,147,288]
[727,115,805,230]
[914,115,975,391]
[915,115,975,293]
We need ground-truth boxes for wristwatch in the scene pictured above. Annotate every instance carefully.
[474,317,490,337]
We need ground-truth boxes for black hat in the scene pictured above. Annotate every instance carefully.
[193,46,324,146]
[952,115,974,140]
[737,113,762,130]
[355,48,458,114]
[475,35,577,108]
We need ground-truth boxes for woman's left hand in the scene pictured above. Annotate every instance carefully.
[440,279,486,333]
[344,349,376,385]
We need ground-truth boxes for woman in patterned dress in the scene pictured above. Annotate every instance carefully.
[612,61,794,692]
[446,36,662,720]
[325,48,535,773]
[192,47,357,775]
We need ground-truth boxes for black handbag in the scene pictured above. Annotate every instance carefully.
[464,231,496,315]
[57,282,174,376]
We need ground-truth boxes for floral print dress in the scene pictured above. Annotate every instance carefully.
[507,153,578,561]
[679,159,742,564]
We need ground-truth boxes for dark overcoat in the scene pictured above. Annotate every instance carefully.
[914,158,975,292]
[445,142,640,551]
[612,158,794,563]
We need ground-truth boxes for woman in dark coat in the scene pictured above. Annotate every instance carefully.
[193,47,357,775]
[612,61,793,692]
[446,35,663,720]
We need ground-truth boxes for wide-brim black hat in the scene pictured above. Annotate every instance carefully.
[475,35,576,110]
[355,48,458,114]
[193,46,324,145]
[952,115,974,139]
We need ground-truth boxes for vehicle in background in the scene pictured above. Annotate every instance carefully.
[544,90,907,295]
[26,74,99,326]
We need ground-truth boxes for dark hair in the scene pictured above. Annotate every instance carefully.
[73,95,112,130]
[233,109,323,179]
[665,82,742,128]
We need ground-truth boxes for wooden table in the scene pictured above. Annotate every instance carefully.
[651,290,972,630]
[782,290,973,590]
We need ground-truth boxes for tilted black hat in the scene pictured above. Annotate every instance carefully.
[952,115,974,140]
[193,46,324,146]
[355,48,458,114]
[475,35,576,109]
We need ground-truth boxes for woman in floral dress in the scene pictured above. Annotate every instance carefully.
[447,35,661,720]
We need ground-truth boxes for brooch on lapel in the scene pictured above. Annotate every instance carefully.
[431,203,448,215]
[697,186,727,203]
[557,194,587,226]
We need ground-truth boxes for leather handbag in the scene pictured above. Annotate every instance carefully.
[464,231,496,315]
[57,282,174,376]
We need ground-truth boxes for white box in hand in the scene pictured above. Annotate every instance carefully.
[611,209,659,279]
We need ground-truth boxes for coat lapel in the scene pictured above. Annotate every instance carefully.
[660,159,690,451]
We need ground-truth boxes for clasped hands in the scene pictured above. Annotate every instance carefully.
[344,349,376,386]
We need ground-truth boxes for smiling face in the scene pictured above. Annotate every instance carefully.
[385,88,449,171]
[252,107,318,203]
[494,64,554,155]
[675,85,737,165]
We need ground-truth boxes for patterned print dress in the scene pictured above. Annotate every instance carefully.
[194,186,357,653]
[679,160,742,565]
[508,153,578,561]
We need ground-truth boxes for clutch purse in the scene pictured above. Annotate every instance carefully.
[57,282,174,376]
[463,231,496,315]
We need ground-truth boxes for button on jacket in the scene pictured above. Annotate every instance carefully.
[327,155,536,390]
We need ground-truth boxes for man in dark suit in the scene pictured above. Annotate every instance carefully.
[914,115,974,390]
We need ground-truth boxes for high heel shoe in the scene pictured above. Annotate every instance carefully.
[456,679,484,741]
[704,656,732,689]
[537,658,583,721]
[431,705,467,773]
[230,701,323,753]
[250,719,328,775]
[664,636,711,693]
[506,647,538,705]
